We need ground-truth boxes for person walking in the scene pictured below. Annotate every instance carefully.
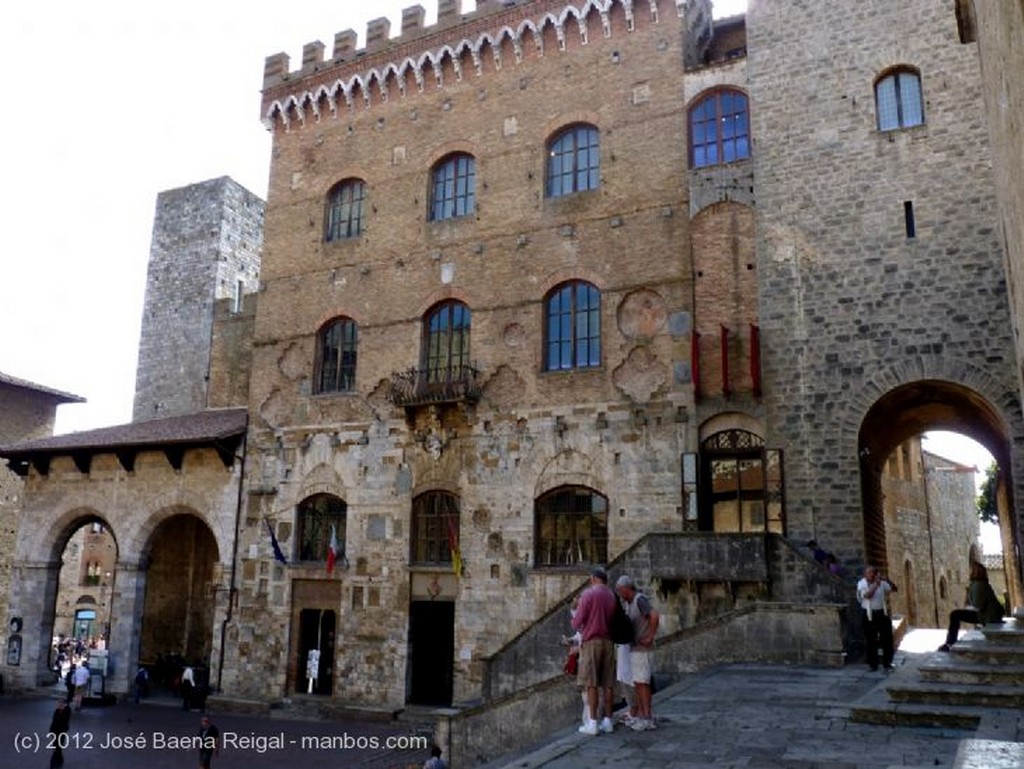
[197,714,220,769]
[571,565,618,736]
[615,575,660,731]
[72,661,90,710]
[48,699,71,768]
[938,561,1005,651]
[856,565,897,672]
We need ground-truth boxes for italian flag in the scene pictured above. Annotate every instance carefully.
[326,525,339,575]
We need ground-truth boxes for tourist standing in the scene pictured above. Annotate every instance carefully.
[856,565,896,672]
[615,575,660,731]
[571,565,618,735]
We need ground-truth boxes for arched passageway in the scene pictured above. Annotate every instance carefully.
[858,379,1021,620]
[140,514,220,674]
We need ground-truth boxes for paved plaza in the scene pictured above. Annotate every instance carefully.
[1,631,1022,769]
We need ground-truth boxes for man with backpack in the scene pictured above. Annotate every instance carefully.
[615,575,660,731]
[572,565,618,735]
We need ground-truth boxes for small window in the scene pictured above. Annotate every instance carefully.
[875,69,924,131]
[430,154,476,221]
[544,281,601,371]
[689,89,750,168]
[297,493,347,563]
[314,317,358,394]
[534,486,608,567]
[325,179,366,241]
[233,279,244,314]
[546,124,600,198]
[411,490,460,566]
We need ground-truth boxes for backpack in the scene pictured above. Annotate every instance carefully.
[611,598,635,645]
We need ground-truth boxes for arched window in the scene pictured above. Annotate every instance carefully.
[411,490,460,566]
[544,281,601,371]
[689,89,750,168]
[430,153,476,221]
[546,124,600,197]
[325,179,366,241]
[314,317,358,394]
[534,486,608,567]
[296,493,347,563]
[424,301,471,383]
[697,429,784,534]
[875,68,924,131]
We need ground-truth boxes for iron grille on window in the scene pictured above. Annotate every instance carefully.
[297,494,346,563]
[534,486,608,566]
[411,491,459,565]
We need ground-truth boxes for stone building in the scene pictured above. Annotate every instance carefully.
[0,178,262,694]
[1,0,1020,728]
[879,438,979,629]
[0,373,82,669]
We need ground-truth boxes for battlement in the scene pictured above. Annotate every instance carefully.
[261,0,682,130]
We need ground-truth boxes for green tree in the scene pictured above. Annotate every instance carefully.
[977,461,999,524]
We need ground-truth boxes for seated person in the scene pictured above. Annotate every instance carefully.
[938,561,1004,651]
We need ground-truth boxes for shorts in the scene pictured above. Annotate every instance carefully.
[577,638,615,689]
[630,649,652,684]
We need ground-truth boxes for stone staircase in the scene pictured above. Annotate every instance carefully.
[851,619,1024,766]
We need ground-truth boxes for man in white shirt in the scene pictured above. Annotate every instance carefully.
[856,565,897,672]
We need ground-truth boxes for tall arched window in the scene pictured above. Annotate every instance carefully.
[296,493,347,563]
[546,124,600,197]
[430,153,476,221]
[410,490,460,566]
[314,317,358,394]
[325,179,366,241]
[424,301,471,383]
[689,89,750,168]
[534,486,608,567]
[544,281,601,371]
[697,429,784,534]
[875,68,924,131]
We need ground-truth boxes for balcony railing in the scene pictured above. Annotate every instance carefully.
[388,366,482,408]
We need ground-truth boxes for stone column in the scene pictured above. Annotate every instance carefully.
[5,559,61,690]
[105,559,147,696]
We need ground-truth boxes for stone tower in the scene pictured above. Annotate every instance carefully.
[132,177,264,422]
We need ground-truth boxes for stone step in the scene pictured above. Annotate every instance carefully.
[849,699,981,730]
[979,620,1024,645]
[886,681,1024,709]
[919,658,1024,686]
[943,641,1024,665]
[952,738,1024,769]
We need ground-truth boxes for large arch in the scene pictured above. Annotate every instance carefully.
[857,379,1022,613]
[138,512,221,692]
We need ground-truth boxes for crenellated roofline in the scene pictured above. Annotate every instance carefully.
[260,0,685,131]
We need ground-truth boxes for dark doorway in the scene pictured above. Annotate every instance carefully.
[296,609,335,695]
[140,514,219,665]
[408,600,454,706]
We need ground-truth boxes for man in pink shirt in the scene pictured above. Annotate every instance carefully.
[572,565,618,735]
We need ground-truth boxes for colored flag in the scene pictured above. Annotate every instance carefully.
[265,518,287,564]
[446,515,462,577]
[326,524,339,575]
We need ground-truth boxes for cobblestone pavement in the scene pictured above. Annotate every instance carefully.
[4,631,1021,769]
[481,630,1024,769]
[0,689,433,769]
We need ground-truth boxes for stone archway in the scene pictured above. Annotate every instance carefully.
[139,513,220,691]
[857,379,1022,616]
